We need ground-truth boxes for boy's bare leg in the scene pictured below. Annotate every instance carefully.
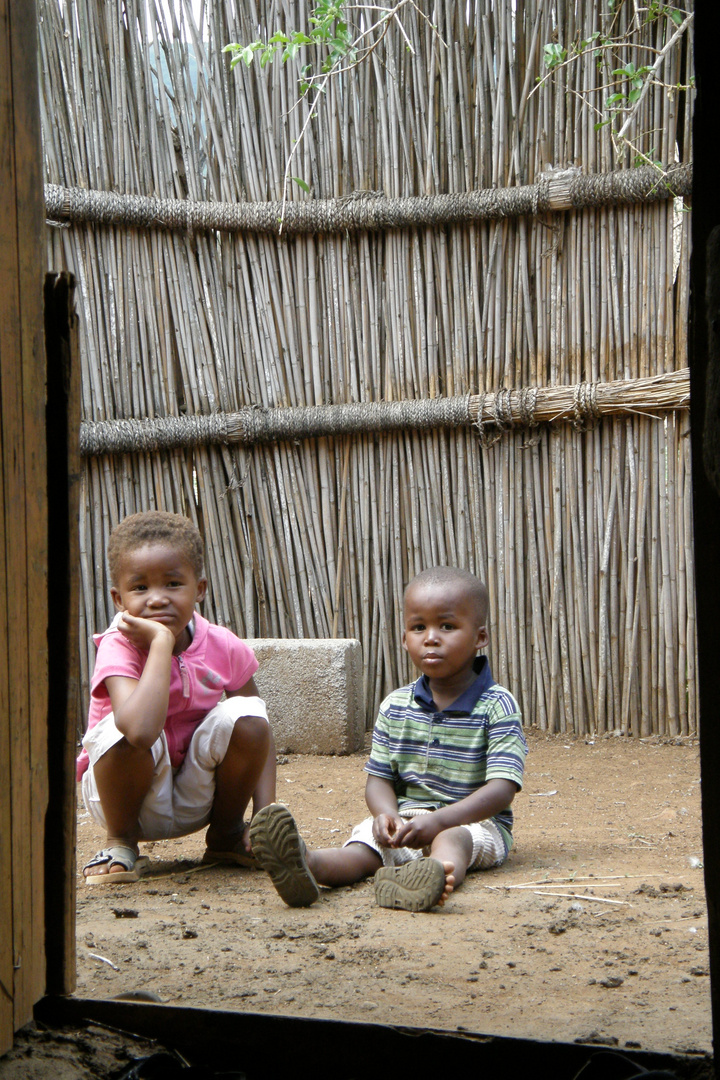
[87,739,155,876]
[307,842,382,887]
[205,715,270,857]
[429,824,473,891]
[250,805,382,906]
[315,830,468,898]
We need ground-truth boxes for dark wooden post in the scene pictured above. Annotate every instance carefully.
[692,0,720,1059]
[0,0,49,1054]
[44,272,80,996]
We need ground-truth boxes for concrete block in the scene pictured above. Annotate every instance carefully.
[245,638,365,755]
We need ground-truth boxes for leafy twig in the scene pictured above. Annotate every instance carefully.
[224,0,445,230]
[534,4,693,173]
[616,11,693,140]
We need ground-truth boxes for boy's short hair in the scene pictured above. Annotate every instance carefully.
[405,566,489,624]
[108,511,204,584]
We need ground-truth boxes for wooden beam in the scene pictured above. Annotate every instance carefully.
[35,997,711,1080]
[0,0,48,1052]
[691,0,720,1055]
[44,273,79,996]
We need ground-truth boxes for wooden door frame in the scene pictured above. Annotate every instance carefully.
[3,0,720,1072]
[0,0,49,1053]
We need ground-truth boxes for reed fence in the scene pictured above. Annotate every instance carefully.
[38,0,696,738]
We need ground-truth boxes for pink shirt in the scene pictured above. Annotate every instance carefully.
[76,612,258,780]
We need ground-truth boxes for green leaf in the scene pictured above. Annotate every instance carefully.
[543,42,567,70]
[670,8,684,26]
[577,30,601,51]
[628,87,643,104]
[292,176,310,192]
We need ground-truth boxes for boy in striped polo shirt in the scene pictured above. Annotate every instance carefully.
[251,567,527,911]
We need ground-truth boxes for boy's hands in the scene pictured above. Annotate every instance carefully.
[366,776,402,847]
[388,812,442,849]
[116,611,175,652]
[372,811,440,848]
[371,812,405,847]
[369,777,519,850]
[372,810,442,849]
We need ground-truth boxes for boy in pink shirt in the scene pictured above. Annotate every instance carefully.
[79,511,275,884]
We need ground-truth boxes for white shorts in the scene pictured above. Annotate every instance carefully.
[344,807,508,870]
[81,696,268,841]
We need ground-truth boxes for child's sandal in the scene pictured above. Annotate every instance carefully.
[83,845,150,885]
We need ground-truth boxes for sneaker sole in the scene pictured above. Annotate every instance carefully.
[374,857,446,912]
[249,804,320,907]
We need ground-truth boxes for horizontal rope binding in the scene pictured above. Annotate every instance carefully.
[46,163,692,238]
[78,370,690,458]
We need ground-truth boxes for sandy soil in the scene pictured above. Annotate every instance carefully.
[1,730,711,1077]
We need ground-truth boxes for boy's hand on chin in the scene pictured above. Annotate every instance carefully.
[117,611,175,650]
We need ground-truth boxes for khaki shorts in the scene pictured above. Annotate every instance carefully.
[345,808,508,870]
[81,696,268,841]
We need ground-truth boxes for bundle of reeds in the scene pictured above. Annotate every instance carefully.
[39,0,695,737]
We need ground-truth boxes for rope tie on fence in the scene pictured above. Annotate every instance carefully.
[517,386,542,446]
[44,163,692,237]
[518,386,539,427]
[533,172,554,216]
[494,388,515,429]
[475,387,518,449]
[572,381,601,430]
[474,393,493,448]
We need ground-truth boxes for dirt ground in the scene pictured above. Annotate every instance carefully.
[2,730,711,1077]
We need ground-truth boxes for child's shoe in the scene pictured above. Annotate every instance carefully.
[249,803,320,907]
[373,857,446,912]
